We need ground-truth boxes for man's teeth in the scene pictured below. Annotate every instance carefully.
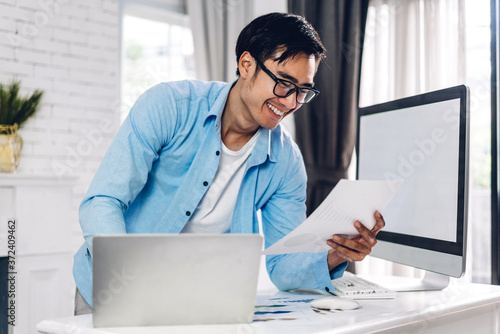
[267,103,285,116]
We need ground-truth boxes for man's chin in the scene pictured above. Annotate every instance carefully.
[260,119,281,130]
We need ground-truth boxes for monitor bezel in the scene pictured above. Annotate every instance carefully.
[356,85,469,260]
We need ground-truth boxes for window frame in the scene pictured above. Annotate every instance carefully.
[120,0,190,28]
[491,0,500,285]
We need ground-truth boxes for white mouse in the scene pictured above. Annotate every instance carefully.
[310,296,361,311]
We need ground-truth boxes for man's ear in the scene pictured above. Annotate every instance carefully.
[238,51,254,79]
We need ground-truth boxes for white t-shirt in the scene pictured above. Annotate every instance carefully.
[181,129,261,233]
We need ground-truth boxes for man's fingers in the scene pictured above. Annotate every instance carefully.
[328,235,371,255]
[327,242,366,262]
[326,212,387,265]
[354,221,377,246]
[327,241,355,262]
[372,211,386,234]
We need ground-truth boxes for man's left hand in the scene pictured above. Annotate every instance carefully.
[326,211,386,271]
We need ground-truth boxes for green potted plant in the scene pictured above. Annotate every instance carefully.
[0,80,44,172]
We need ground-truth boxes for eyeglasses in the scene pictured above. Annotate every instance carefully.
[254,58,320,104]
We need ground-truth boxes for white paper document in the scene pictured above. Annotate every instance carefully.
[262,179,403,255]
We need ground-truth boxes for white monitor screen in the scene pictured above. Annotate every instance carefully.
[358,98,460,242]
[357,85,468,266]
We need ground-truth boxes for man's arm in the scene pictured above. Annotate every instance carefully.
[79,84,177,254]
[261,139,386,291]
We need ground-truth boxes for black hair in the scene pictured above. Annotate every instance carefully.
[235,12,326,76]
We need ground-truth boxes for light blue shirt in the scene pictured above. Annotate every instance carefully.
[73,80,347,306]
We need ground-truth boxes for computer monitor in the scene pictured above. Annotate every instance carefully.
[356,85,469,291]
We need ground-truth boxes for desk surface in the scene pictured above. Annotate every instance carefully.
[37,278,500,334]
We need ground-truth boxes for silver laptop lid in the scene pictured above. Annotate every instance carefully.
[92,234,263,327]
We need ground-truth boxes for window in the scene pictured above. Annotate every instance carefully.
[120,1,196,121]
[465,0,492,283]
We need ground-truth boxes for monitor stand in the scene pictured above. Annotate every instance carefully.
[391,271,450,292]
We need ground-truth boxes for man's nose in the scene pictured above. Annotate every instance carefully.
[278,91,297,110]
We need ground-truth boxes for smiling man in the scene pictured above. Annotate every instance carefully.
[73,12,385,315]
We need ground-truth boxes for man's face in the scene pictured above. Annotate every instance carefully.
[240,52,319,130]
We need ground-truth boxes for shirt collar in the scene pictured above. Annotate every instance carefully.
[250,127,276,165]
[207,80,277,165]
[206,80,235,126]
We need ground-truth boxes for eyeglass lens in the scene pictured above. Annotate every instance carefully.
[274,81,316,103]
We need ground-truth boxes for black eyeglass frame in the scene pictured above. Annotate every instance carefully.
[254,58,320,104]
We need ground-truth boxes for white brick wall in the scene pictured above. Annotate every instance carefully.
[0,0,121,253]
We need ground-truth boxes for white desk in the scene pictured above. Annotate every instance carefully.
[36,279,500,334]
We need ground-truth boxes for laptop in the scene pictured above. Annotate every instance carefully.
[92,233,263,327]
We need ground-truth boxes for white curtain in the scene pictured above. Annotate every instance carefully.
[360,0,465,107]
[187,0,254,82]
[356,0,466,278]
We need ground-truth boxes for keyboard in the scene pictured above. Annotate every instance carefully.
[331,272,397,299]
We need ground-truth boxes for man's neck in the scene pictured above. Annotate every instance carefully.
[221,80,260,151]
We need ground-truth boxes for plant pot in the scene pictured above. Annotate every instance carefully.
[0,124,23,173]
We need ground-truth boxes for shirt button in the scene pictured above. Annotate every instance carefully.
[186,211,191,216]
[216,150,220,156]
[203,181,208,186]
[325,287,330,292]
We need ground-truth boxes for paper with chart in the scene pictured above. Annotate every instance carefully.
[263,179,403,255]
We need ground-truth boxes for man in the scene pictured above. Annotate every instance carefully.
[73,12,385,314]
